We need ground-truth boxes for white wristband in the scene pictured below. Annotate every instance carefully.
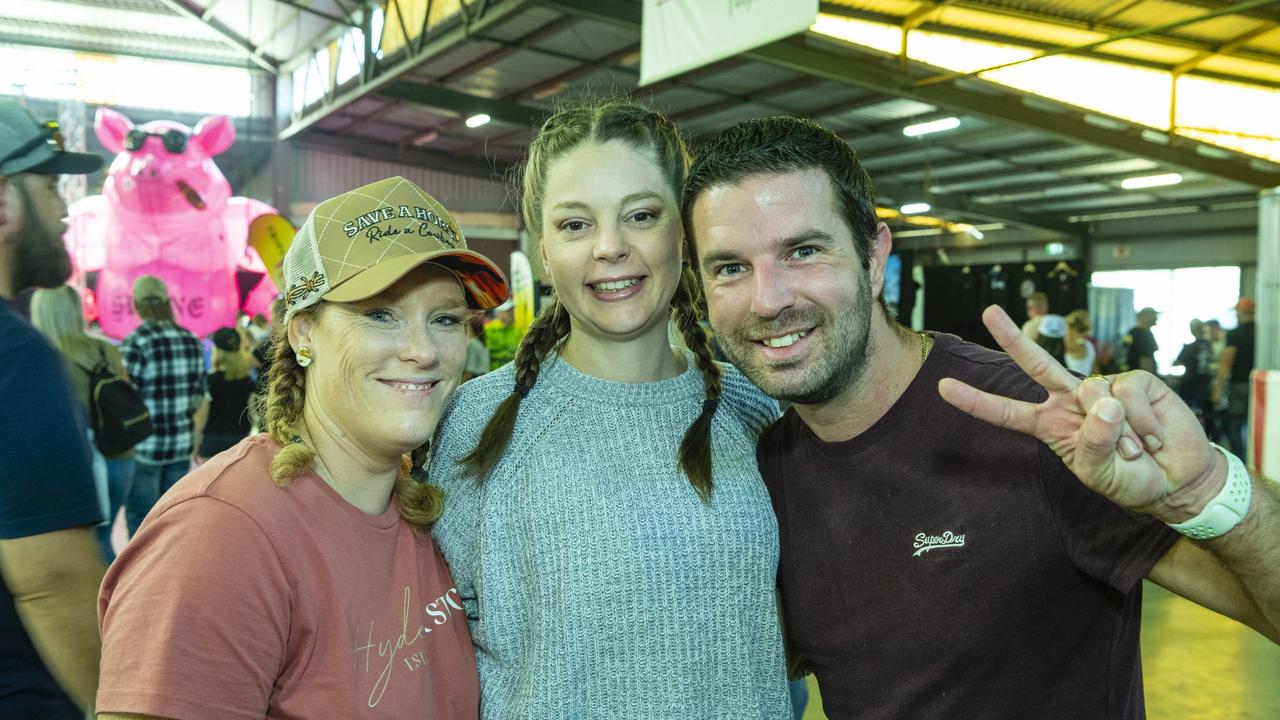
[1167,443,1252,540]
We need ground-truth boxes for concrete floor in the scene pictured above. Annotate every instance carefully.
[802,582,1280,719]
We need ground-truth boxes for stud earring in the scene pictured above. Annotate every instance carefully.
[296,346,313,367]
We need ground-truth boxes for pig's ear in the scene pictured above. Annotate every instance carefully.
[95,108,133,154]
[192,115,235,156]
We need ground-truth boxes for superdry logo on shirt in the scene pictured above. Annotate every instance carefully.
[913,530,966,556]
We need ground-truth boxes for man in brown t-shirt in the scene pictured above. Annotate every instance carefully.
[683,116,1280,719]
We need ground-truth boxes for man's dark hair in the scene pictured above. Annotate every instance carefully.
[682,116,879,273]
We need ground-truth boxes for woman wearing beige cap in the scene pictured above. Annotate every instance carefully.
[96,177,507,719]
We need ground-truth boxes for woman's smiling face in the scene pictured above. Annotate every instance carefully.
[538,140,683,346]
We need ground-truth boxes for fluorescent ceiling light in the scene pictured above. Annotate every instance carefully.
[902,116,960,137]
[465,113,491,128]
[1045,242,1066,256]
[1120,172,1182,189]
[900,202,932,214]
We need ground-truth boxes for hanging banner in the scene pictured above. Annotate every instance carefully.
[248,214,296,290]
[509,250,535,333]
[640,0,818,86]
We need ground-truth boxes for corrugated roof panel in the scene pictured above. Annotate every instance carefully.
[1031,192,1168,212]
[996,144,1103,164]
[647,86,726,115]
[698,63,806,94]
[483,5,564,42]
[859,145,963,168]
[769,83,864,111]
[1102,38,1200,65]
[454,52,582,97]
[1058,157,1160,176]
[410,39,518,84]
[934,6,1108,47]
[845,97,937,123]
[533,18,638,59]
[824,0,923,17]
[973,182,1111,203]
[261,20,338,65]
[1197,54,1280,83]
[895,158,1012,180]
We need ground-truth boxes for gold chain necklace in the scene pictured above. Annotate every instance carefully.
[919,331,932,368]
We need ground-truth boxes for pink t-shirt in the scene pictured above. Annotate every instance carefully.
[98,435,479,719]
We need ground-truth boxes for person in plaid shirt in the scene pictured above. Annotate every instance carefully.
[119,275,207,535]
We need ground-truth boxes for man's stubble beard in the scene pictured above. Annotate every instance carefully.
[719,267,875,406]
[8,178,72,293]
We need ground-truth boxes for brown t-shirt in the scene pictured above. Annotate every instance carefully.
[98,435,479,719]
[758,332,1180,720]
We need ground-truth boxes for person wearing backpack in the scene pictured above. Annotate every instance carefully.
[192,327,256,466]
[29,284,140,562]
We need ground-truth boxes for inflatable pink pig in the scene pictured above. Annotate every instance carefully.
[64,108,279,339]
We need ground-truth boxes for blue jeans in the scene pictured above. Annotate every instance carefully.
[126,459,189,536]
[1225,382,1250,458]
[96,457,135,562]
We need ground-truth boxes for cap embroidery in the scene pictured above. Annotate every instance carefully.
[286,270,326,306]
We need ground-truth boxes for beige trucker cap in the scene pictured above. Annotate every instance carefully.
[282,176,508,321]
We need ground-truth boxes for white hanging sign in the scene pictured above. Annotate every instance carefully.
[640,0,819,86]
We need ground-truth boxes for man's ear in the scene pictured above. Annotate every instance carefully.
[868,222,894,300]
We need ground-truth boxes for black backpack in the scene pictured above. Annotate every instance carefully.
[81,346,153,456]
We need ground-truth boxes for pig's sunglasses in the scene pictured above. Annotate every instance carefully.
[123,129,188,154]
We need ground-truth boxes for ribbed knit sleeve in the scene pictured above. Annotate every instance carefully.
[429,351,790,720]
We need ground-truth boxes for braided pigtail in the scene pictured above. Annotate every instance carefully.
[459,300,571,480]
[671,264,723,502]
[263,319,316,486]
[394,442,444,528]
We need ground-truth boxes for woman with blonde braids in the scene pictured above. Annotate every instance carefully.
[96,177,508,719]
[428,101,791,718]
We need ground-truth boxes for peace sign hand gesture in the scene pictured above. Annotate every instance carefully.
[938,305,1226,521]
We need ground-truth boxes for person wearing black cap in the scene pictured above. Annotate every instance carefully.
[191,327,258,464]
[1124,306,1160,374]
[0,99,106,717]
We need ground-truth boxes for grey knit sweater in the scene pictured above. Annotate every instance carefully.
[429,349,791,719]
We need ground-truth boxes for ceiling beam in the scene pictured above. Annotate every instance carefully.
[0,31,250,69]
[378,82,544,126]
[383,16,579,143]
[1090,0,1147,28]
[514,42,640,101]
[913,0,1280,88]
[267,0,357,26]
[278,0,533,140]
[817,2,1280,89]
[921,151,1145,189]
[1063,192,1259,221]
[1174,21,1278,73]
[752,36,1280,187]
[865,139,1072,176]
[902,0,952,32]
[541,0,1075,235]
[872,178,1075,235]
[672,76,823,122]
[154,0,278,73]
